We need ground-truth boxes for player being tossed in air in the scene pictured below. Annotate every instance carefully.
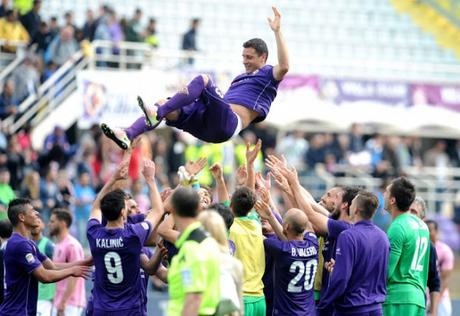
[101,6,289,148]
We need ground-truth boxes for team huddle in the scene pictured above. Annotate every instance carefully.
[0,6,454,316]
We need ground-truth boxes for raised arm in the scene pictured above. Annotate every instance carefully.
[141,158,166,245]
[255,200,287,241]
[281,166,329,236]
[268,6,289,81]
[210,163,230,202]
[246,139,262,191]
[90,148,131,222]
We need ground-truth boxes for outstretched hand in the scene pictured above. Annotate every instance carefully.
[254,200,272,220]
[246,139,262,164]
[236,165,248,186]
[113,160,129,181]
[267,6,281,32]
[142,159,156,181]
[185,157,207,177]
[209,163,224,180]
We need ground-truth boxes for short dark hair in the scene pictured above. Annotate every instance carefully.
[172,188,200,218]
[100,189,126,221]
[425,219,438,231]
[0,219,13,239]
[355,191,379,220]
[390,177,415,212]
[7,198,31,226]
[231,187,256,217]
[342,186,361,210]
[243,38,268,60]
[51,208,73,228]
[208,203,234,230]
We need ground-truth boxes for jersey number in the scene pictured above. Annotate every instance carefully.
[104,252,124,284]
[287,259,318,293]
[411,236,428,271]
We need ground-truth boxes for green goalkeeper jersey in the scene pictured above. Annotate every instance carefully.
[384,213,430,308]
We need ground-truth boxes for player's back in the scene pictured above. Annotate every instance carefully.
[386,213,430,307]
[266,232,318,316]
[87,219,151,313]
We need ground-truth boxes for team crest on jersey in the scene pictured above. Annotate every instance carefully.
[25,253,34,264]
[214,87,224,98]
[182,268,193,286]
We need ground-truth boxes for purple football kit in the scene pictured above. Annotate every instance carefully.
[0,233,48,316]
[264,232,319,316]
[317,221,389,316]
[125,65,280,143]
[87,219,152,315]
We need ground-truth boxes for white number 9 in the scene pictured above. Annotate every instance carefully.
[104,252,124,284]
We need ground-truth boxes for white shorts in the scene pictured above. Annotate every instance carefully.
[437,296,452,316]
[231,113,243,138]
[51,305,84,316]
[37,300,52,316]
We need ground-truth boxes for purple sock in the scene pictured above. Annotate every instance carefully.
[125,116,153,140]
[157,75,205,119]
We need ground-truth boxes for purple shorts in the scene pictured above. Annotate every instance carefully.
[166,79,239,143]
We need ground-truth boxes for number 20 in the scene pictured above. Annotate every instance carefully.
[288,259,318,293]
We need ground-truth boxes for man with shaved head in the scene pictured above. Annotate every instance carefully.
[255,203,318,316]
[317,191,390,315]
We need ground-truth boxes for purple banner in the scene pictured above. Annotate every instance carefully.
[279,74,320,91]
[410,84,460,111]
[319,78,411,106]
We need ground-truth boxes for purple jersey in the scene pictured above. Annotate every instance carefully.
[264,232,319,316]
[224,65,280,123]
[0,233,47,316]
[87,219,152,314]
[318,221,389,314]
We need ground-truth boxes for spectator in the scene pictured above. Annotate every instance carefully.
[427,219,454,316]
[124,8,144,42]
[73,171,95,242]
[82,9,96,41]
[145,17,158,48]
[0,167,15,206]
[20,170,43,211]
[42,126,72,166]
[348,123,364,153]
[56,169,74,208]
[5,135,26,189]
[0,0,10,17]
[31,21,53,56]
[10,55,40,102]
[19,0,41,38]
[305,134,326,169]
[48,16,59,37]
[39,163,60,220]
[63,11,77,33]
[276,130,308,171]
[31,216,56,316]
[45,25,79,67]
[181,18,200,64]
[0,9,29,53]
[0,80,19,119]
